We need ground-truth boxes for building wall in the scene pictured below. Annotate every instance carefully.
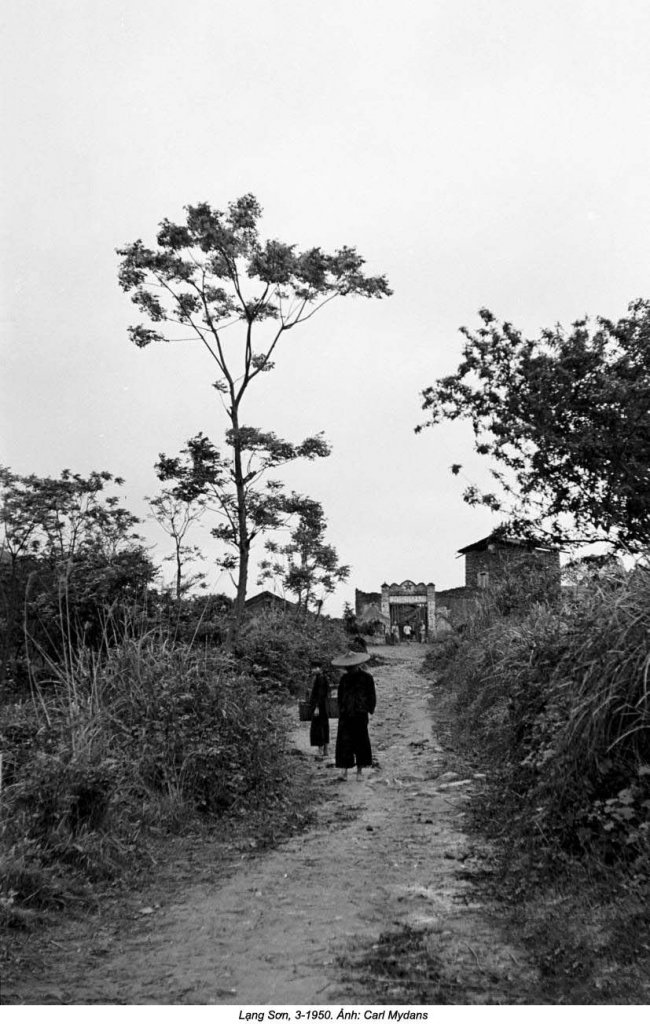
[436,587,478,630]
[464,545,560,589]
[355,589,382,617]
[439,546,560,630]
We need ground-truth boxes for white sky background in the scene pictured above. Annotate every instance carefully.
[2,0,650,614]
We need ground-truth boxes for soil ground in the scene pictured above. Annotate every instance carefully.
[1,644,537,1005]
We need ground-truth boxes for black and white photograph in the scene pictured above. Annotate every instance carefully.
[2,0,650,1010]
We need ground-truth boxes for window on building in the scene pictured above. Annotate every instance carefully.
[477,571,489,589]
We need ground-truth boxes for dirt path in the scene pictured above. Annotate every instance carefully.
[3,644,535,1004]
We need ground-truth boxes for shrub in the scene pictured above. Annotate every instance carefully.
[439,562,650,867]
[0,633,296,911]
[234,610,346,695]
[99,638,289,813]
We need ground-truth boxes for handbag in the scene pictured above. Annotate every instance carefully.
[298,697,338,720]
[326,696,339,719]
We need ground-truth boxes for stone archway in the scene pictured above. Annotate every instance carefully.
[380,580,436,637]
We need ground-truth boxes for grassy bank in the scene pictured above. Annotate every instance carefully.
[0,610,345,933]
[424,561,650,1002]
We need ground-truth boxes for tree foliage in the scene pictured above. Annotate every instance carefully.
[342,602,358,635]
[418,301,650,551]
[117,195,391,630]
[148,488,206,602]
[0,468,155,686]
[0,467,140,564]
[258,496,350,614]
[117,194,391,357]
[155,430,330,589]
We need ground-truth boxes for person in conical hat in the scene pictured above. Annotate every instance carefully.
[330,651,370,668]
[331,650,376,781]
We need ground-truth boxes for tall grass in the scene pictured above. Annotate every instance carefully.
[437,562,650,866]
[0,623,304,919]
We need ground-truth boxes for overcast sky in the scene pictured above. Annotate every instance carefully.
[3,0,650,613]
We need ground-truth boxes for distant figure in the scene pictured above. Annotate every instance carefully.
[309,660,330,759]
[419,623,426,643]
[403,623,412,641]
[390,623,400,645]
[349,632,368,653]
[331,651,376,781]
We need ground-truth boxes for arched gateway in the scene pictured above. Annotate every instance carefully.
[381,580,436,637]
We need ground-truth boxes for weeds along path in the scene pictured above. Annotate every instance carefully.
[4,644,535,1005]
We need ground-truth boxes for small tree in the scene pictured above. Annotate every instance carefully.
[0,468,154,684]
[342,602,358,634]
[155,430,330,614]
[418,301,650,552]
[148,488,206,603]
[117,195,391,632]
[258,496,350,617]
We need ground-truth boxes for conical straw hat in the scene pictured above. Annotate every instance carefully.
[330,651,370,668]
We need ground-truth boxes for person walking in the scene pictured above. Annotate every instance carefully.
[403,622,412,642]
[331,651,376,781]
[308,660,330,760]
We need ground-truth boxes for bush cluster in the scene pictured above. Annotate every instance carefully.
[0,634,294,916]
[438,562,650,868]
[235,609,346,695]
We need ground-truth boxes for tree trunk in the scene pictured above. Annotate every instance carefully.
[175,543,182,604]
[233,542,249,628]
[227,401,250,648]
[0,561,20,690]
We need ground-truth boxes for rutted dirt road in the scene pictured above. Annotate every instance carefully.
[3,644,535,1004]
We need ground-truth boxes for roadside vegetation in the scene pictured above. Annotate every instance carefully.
[2,190,386,959]
[425,559,650,1002]
[0,465,345,938]
[414,294,650,1001]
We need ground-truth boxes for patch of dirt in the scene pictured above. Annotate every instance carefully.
[2,644,537,1005]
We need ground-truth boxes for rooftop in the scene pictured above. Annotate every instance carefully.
[457,532,557,556]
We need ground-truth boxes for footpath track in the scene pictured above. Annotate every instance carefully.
[3,644,534,1005]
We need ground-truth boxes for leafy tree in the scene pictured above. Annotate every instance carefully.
[155,431,330,623]
[418,300,650,551]
[148,488,206,602]
[258,496,350,616]
[1,467,139,565]
[117,194,391,630]
[0,468,155,686]
[342,602,358,634]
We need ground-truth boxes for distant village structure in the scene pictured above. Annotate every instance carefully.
[244,590,296,616]
[355,532,561,638]
[355,581,434,638]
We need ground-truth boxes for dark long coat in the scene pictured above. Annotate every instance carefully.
[309,669,330,747]
[335,665,376,769]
